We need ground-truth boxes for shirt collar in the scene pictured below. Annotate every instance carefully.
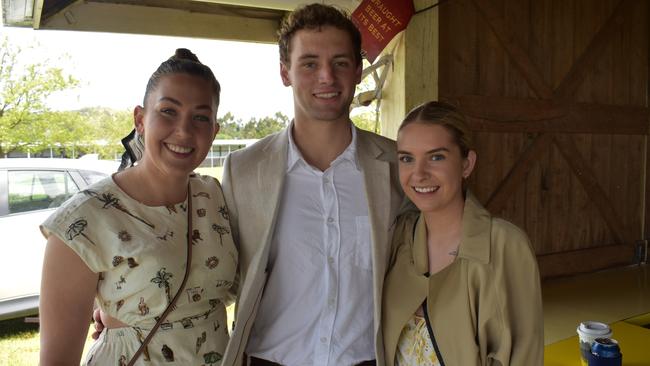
[286,120,361,173]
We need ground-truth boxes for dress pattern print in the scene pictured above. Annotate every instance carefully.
[395,314,441,366]
[40,173,237,365]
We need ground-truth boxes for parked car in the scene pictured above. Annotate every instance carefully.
[0,158,118,321]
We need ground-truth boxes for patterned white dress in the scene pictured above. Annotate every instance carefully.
[41,173,237,365]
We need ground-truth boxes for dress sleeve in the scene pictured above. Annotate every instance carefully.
[40,195,112,273]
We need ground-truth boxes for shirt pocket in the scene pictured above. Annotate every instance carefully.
[354,216,372,271]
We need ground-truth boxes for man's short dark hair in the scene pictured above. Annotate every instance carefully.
[278,3,362,67]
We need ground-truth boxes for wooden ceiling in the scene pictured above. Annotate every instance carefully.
[3,0,359,42]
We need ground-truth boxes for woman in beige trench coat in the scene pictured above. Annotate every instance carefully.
[382,101,543,366]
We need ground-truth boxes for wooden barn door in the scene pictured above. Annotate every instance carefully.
[438,0,649,278]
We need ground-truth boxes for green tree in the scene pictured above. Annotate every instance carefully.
[352,59,381,134]
[39,110,93,157]
[216,111,289,139]
[0,37,79,156]
[79,107,133,159]
[216,112,244,139]
[351,110,379,133]
[240,112,289,139]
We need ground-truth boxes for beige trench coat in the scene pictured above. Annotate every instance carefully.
[382,192,544,366]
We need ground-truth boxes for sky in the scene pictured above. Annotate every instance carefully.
[0,21,295,122]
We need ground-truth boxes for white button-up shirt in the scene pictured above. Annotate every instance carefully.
[246,124,374,366]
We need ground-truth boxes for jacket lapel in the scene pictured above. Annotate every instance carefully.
[254,130,289,266]
[357,131,392,333]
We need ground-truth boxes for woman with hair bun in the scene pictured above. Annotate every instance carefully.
[382,101,543,365]
[39,48,237,365]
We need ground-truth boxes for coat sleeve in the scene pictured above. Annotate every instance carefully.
[489,220,544,366]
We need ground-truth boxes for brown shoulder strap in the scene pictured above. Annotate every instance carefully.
[127,183,193,366]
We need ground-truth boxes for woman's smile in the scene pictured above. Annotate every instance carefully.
[412,186,440,194]
[164,142,193,154]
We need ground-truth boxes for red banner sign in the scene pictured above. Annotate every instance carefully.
[352,0,415,63]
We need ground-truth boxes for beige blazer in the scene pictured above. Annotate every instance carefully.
[382,192,544,366]
[220,126,406,366]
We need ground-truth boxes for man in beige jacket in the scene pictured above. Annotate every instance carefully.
[221,4,406,366]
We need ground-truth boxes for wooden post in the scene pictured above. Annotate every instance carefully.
[642,11,649,250]
[645,123,649,246]
[380,0,439,139]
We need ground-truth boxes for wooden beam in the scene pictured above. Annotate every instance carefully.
[452,95,650,135]
[553,134,633,244]
[554,0,632,98]
[486,133,552,213]
[465,115,649,135]
[646,8,650,245]
[405,0,439,112]
[39,1,280,43]
[471,0,554,99]
[41,0,75,24]
[33,0,45,29]
[641,136,650,242]
[448,95,564,121]
[559,103,649,135]
[537,244,636,279]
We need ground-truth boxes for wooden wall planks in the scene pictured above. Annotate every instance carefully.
[438,0,648,277]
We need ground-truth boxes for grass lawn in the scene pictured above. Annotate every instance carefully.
[0,318,95,365]
[0,318,40,365]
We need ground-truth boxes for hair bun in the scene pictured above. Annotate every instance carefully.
[172,48,200,63]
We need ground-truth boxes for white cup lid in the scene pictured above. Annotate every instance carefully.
[577,321,612,336]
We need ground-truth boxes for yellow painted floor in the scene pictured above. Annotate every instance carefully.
[542,264,650,345]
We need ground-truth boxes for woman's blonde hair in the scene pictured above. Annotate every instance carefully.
[399,101,473,158]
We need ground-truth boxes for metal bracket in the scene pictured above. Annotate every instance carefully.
[635,239,648,264]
